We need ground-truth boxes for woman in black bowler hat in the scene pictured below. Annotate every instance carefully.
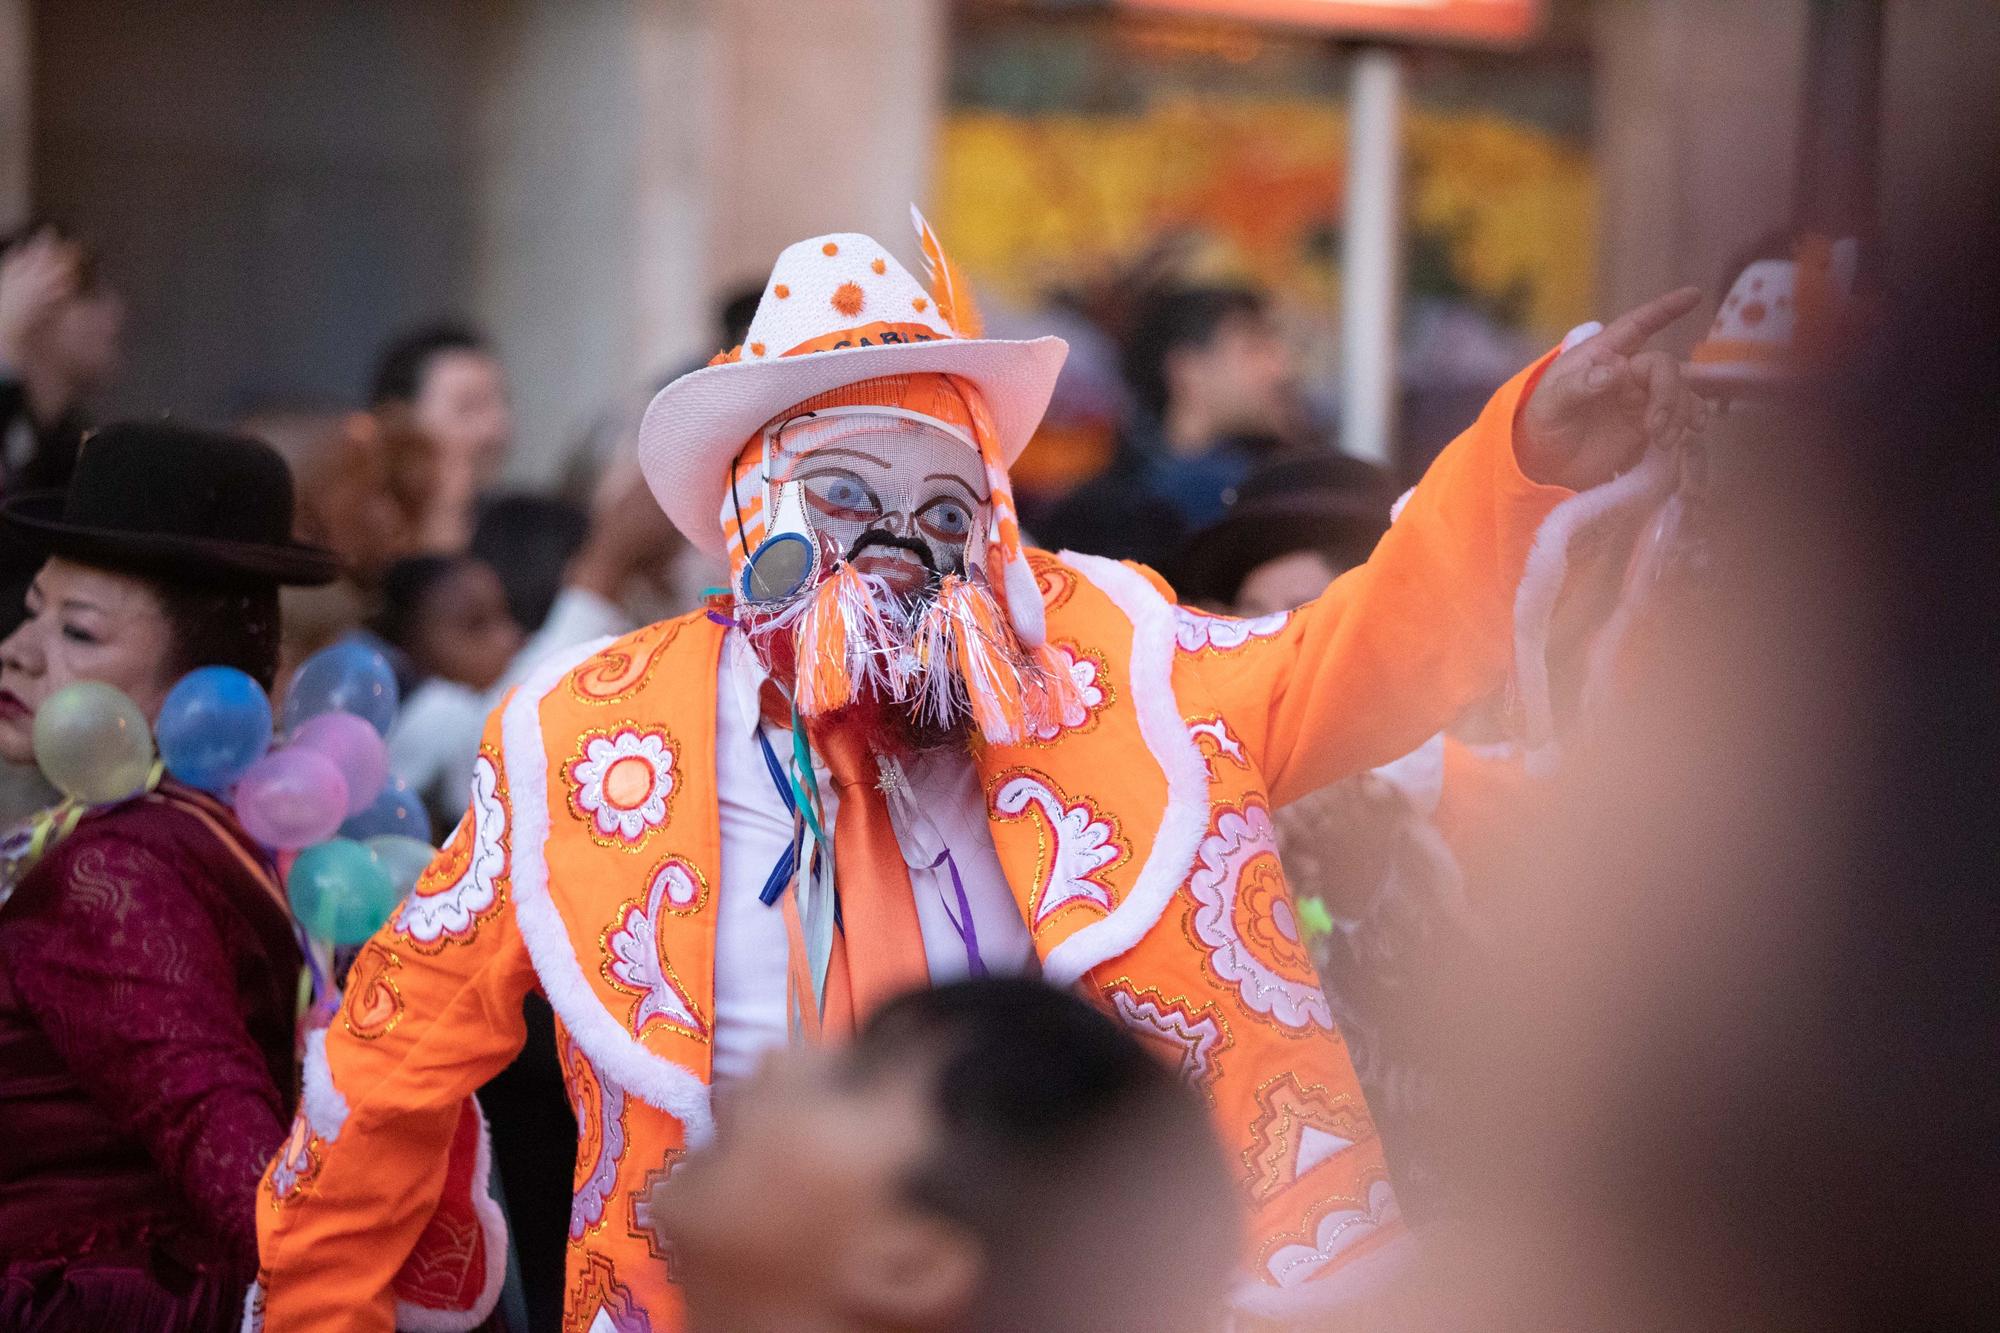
[0,422,337,1331]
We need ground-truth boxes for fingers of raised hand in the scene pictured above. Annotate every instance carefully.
[2,239,75,301]
[1690,393,1713,436]
[1565,343,1650,415]
[1632,349,1679,437]
[1595,286,1704,356]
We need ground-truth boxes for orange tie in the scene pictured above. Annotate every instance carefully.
[810,721,931,1034]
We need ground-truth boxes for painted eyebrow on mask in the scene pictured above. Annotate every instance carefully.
[793,445,892,471]
[774,444,889,486]
[922,473,985,504]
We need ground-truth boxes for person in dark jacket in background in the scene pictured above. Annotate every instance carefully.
[1037,283,1301,568]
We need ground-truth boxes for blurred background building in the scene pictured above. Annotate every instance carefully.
[2,0,1996,485]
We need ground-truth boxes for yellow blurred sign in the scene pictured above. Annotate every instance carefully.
[1122,0,1540,46]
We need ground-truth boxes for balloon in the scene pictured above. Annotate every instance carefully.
[33,681,156,804]
[292,711,389,815]
[282,638,399,736]
[339,774,433,844]
[366,834,437,896]
[234,747,349,850]
[287,837,399,945]
[155,666,273,792]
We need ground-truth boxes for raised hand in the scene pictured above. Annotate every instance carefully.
[1516,287,1710,491]
[0,230,81,369]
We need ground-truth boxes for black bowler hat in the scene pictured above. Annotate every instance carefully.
[0,421,341,586]
[1172,452,1397,608]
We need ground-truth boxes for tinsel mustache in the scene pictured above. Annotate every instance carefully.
[739,547,1078,746]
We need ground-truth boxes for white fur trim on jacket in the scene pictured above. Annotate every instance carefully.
[502,637,719,1145]
[299,1026,349,1143]
[1370,731,1447,817]
[1038,554,1211,988]
[391,1099,509,1332]
[1511,444,1675,752]
[1228,1229,1415,1320]
[1559,319,1604,354]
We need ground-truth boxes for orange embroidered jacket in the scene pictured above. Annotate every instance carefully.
[251,355,1570,1333]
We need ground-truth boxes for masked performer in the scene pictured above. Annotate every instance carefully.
[251,216,1703,1332]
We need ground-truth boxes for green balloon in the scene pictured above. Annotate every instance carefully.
[33,681,156,805]
[287,838,399,946]
[365,834,437,896]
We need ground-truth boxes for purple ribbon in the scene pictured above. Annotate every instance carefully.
[926,846,986,977]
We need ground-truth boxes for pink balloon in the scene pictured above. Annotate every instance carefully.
[293,711,391,816]
[234,747,349,849]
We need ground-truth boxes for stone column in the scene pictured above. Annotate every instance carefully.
[472,0,946,486]
[0,0,28,224]
[1592,0,1812,318]
[704,0,947,291]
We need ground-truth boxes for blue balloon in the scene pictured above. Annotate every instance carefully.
[282,637,400,737]
[286,837,399,946]
[339,774,433,844]
[156,667,274,792]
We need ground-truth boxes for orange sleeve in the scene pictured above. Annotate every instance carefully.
[1196,351,1571,808]
[254,707,537,1333]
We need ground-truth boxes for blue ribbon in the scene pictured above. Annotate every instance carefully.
[756,726,798,906]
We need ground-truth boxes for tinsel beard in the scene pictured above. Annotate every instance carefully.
[737,560,1070,752]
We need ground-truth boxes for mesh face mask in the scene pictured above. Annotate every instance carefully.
[743,407,991,607]
[719,380,1079,746]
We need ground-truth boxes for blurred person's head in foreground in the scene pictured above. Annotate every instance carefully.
[1400,193,2000,1332]
[0,422,337,762]
[373,553,523,694]
[1174,452,1395,614]
[639,225,1081,756]
[1123,283,1293,455]
[660,977,1239,1333]
[0,222,124,418]
[369,321,513,483]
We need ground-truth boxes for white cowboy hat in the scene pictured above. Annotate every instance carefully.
[1686,235,1860,396]
[638,216,1069,557]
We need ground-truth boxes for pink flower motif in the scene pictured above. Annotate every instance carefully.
[1188,803,1331,1031]
[570,729,676,844]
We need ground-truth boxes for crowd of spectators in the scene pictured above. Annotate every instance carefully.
[3,187,1990,1333]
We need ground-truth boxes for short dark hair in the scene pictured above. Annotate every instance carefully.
[471,494,590,632]
[717,283,765,350]
[1122,284,1269,418]
[153,578,281,692]
[368,322,491,408]
[850,978,1240,1333]
[371,554,470,654]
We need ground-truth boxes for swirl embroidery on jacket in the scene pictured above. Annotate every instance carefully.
[561,1034,628,1240]
[397,754,507,948]
[1173,605,1290,654]
[991,772,1126,927]
[601,857,709,1042]
[1025,641,1111,744]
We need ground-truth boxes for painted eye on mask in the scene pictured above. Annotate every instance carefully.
[917,496,975,544]
[801,469,882,524]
